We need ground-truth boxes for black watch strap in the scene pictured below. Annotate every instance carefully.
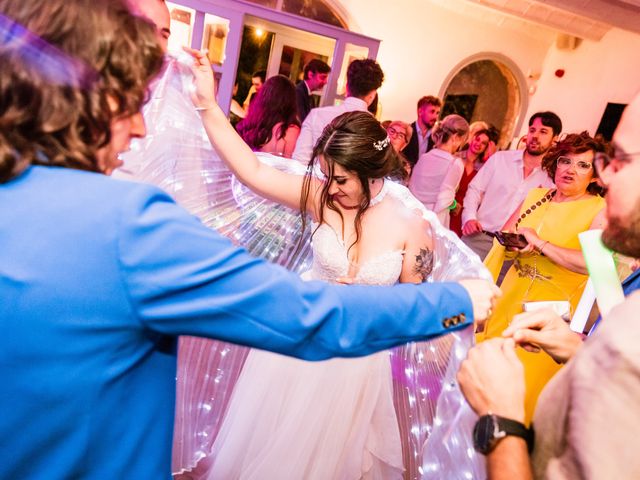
[473,414,535,454]
[498,416,534,451]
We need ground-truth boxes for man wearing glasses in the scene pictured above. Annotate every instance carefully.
[457,95,640,479]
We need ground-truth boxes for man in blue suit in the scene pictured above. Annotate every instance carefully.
[0,1,498,479]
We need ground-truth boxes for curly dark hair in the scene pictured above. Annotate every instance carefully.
[299,111,403,252]
[346,59,384,98]
[236,75,300,151]
[0,0,164,183]
[541,131,610,196]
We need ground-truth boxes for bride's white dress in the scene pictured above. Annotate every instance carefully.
[123,55,490,479]
[206,223,406,480]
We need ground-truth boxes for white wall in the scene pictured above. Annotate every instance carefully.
[341,0,553,124]
[340,0,640,141]
[522,28,640,137]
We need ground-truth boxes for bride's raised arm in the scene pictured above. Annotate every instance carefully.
[184,47,317,212]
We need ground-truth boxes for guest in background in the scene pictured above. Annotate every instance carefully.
[409,114,469,228]
[458,98,640,479]
[368,92,381,119]
[236,75,300,157]
[228,82,246,128]
[467,121,489,140]
[461,112,561,259]
[450,127,500,236]
[242,69,266,110]
[292,58,384,163]
[467,120,498,161]
[402,95,442,168]
[384,120,413,180]
[295,59,331,122]
[479,131,607,424]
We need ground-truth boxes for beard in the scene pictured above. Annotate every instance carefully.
[602,209,640,258]
[525,142,548,156]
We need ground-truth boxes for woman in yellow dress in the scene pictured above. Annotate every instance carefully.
[479,132,607,424]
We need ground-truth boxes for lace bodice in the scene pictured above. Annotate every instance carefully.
[310,223,404,286]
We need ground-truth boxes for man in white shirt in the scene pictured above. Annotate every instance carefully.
[461,111,562,259]
[292,58,384,164]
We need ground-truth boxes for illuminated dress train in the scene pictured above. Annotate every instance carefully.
[121,55,490,480]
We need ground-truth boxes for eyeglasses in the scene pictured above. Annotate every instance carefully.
[387,127,407,141]
[594,150,640,186]
[556,156,592,173]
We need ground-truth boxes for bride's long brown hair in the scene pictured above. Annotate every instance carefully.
[299,111,404,252]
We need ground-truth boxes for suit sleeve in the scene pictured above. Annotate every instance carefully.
[117,185,474,361]
[295,83,308,122]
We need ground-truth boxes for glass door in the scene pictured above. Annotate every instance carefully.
[162,0,380,115]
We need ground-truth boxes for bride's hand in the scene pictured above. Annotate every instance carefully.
[182,47,217,110]
[335,276,354,285]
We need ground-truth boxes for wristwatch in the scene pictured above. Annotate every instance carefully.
[472,414,535,455]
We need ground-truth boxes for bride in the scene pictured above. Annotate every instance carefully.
[174,48,487,479]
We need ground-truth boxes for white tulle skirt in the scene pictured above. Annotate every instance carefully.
[206,349,404,480]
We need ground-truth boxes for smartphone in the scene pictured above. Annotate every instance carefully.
[485,231,528,249]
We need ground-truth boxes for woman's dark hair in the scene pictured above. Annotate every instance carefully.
[541,131,609,196]
[478,127,500,146]
[236,75,300,151]
[0,0,164,183]
[299,111,403,252]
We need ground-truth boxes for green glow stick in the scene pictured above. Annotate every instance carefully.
[578,229,625,319]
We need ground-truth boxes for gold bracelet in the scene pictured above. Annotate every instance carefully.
[537,240,549,254]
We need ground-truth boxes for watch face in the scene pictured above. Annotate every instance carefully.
[473,415,496,455]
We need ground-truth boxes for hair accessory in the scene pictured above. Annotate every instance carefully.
[373,136,390,151]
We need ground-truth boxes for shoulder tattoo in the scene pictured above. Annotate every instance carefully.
[412,247,434,282]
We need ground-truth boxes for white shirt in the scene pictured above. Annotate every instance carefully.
[461,149,555,232]
[409,148,463,228]
[292,97,369,163]
[416,121,431,157]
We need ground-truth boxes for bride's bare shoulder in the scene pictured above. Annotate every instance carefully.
[381,195,433,241]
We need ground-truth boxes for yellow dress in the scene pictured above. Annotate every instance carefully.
[479,188,605,424]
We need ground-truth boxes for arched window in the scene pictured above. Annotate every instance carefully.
[245,0,347,28]
[440,54,528,147]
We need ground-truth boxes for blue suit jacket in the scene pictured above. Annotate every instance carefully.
[0,166,473,479]
[622,268,640,294]
[589,269,640,335]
